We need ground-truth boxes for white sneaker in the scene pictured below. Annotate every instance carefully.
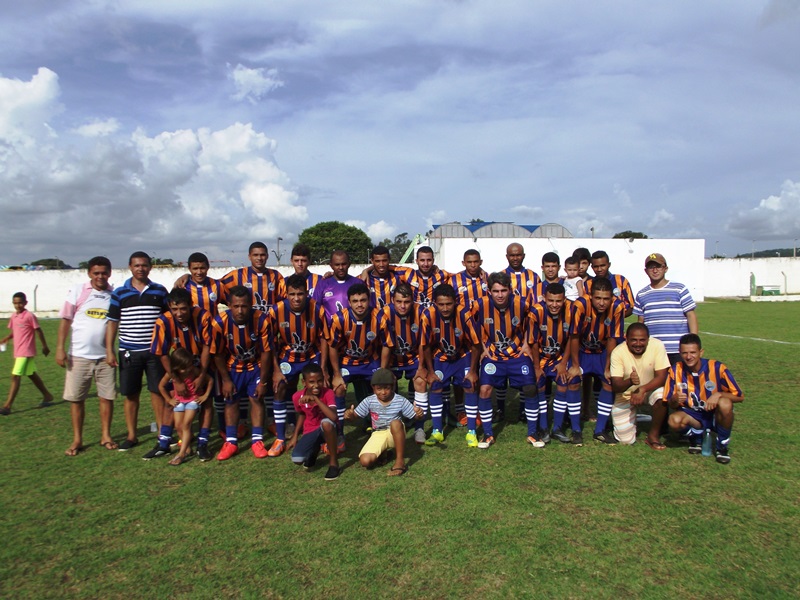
[414,429,426,444]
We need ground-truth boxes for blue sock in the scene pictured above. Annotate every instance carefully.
[465,392,478,431]
[225,425,237,444]
[715,424,731,449]
[252,427,263,443]
[158,425,172,449]
[429,392,443,431]
[525,396,539,436]
[537,390,549,431]
[567,388,582,432]
[594,389,613,434]
[198,427,210,446]
[478,397,493,436]
[552,388,566,430]
[274,400,286,440]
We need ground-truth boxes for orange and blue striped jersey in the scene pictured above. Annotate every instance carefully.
[570,297,625,354]
[420,305,480,363]
[504,266,542,304]
[328,307,386,366]
[382,304,424,368]
[665,359,742,409]
[150,307,213,359]
[528,300,575,364]
[450,270,489,308]
[210,309,270,373]
[304,272,322,298]
[584,274,634,312]
[367,272,402,309]
[184,277,224,318]
[470,296,530,361]
[395,266,450,309]
[220,267,286,311]
[267,298,327,363]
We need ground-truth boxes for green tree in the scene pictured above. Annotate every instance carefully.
[377,232,411,262]
[32,258,72,269]
[612,230,648,239]
[298,221,373,264]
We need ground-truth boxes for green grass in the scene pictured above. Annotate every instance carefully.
[1,302,798,599]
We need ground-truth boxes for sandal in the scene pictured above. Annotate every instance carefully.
[644,438,666,451]
[65,446,85,457]
[387,465,408,476]
[101,440,118,451]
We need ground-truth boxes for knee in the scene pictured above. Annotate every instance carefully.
[390,419,403,433]
[479,385,492,398]
[359,454,375,468]
[321,420,334,432]
[334,384,346,397]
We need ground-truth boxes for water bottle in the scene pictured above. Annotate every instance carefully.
[701,429,713,456]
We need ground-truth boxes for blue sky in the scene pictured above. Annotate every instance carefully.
[1,0,799,266]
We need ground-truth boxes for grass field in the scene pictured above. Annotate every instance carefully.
[1,300,798,599]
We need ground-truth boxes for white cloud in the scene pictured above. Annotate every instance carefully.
[648,209,676,229]
[425,210,447,232]
[228,63,284,104]
[507,205,543,220]
[0,67,61,150]
[73,118,120,137]
[344,219,396,242]
[613,184,632,208]
[726,180,800,240]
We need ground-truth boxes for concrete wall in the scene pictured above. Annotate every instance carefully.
[703,257,800,297]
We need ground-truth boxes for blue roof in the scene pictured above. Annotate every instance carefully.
[432,222,541,233]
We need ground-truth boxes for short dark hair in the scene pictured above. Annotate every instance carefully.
[591,277,613,294]
[416,246,434,257]
[129,251,151,266]
[626,322,649,337]
[572,247,591,262]
[463,249,481,260]
[228,285,252,301]
[167,288,192,306]
[541,252,559,265]
[187,252,209,266]
[249,241,267,253]
[591,250,609,262]
[331,250,350,263]
[371,246,390,258]
[564,256,579,267]
[393,282,413,298]
[87,256,111,271]
[285,274,308,292]
[679,333,702,349]
[347,282,370,299]
[291,243,310,259]
[433,283,456,300]
[487,272,511,289]
[545,283,565,296]
[12,292,26,302]
[301,362,324,378]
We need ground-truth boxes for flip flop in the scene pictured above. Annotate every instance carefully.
[65,446,85,457]
[644,438,666,451]
[387,465,408,476]
[100,441,118,451]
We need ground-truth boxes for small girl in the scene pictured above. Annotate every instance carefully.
[158,348,211,465]
[562,256,585,301]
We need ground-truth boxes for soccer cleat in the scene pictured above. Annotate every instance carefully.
[571,431,584,447]
[715,447,731,465]
[414,429,427,445]
[324,465,341,480]
[593,432,618,445]
[251,440,269,458]
[688,444,702,455]
[217,441,238,461]
[142,443,170,460]
[539,430,551,444]
[337,435,346,454]
[457,412,468,427]
[465,430,479,448]
[477,435,495,449]
[425,429,445,446]
[688,436,702,454]
[197,444,212,462]
[118,438,139,451]
[266,439,285,457]
[551,427,570,443]
[527,435,545,448]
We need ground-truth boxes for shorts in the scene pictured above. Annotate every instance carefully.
[277,356,320,383]
[359,423,403,457]
[228,370,261,403]
[479,355,535,389]
[578,352,609,385]
[430,353,475,393]
[12,357,36,377]
[174,401,200,412]
[290,421,335,464]
[680,406,715,430]
[537,360,581,389]
[392,360,419,380]
[64,356,116,402]
[119,350,165,397]
[340,360,380,384]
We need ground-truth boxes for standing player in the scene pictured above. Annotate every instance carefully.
[210,286,271,461]
[571,277,625,444]
[365,246,402,309]
[184,252,224,318]
[471,272,540,447]
[420,284,481,447]
[540,252,563,294]
[585,250,634,317]
[312,251,360,320]
[327,282,386,451]
[529,283,583,445]
[392,246,450,309]
[265,274,329,457]
[380,282,427,444]
[290,243,321,298]
[665,334,743,464]
[451,249,488,309]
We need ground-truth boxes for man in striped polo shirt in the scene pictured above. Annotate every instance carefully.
[106,251,168,451]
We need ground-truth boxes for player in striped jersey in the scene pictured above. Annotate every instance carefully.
[327,283,386,450]
[106,251,168,451]
[393,246,450,309]
[571,277,625,444]
[529,283,583,445]
[147,288,215,461]
[265,274,329,457]
[420,284,481,447]
[380,282,427,444]
[211,286,272,461]
[366,245,402,309]
[451,249,488,309]
[540,252,564,294]
[665,334,743,464]
[184,252,224,318]
[220,241,286,311]
[290,243,321,298]
[471,272,539,447]
[585,250,634,316]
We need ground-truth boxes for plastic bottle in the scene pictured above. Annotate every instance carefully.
[701,429,713,456]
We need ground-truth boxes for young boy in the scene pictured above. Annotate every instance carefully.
[344,368,423,476]
[287,363,340,480]
[562,257,585,301]
[1,292,54,415]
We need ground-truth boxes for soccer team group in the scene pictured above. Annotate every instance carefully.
[2,241,744,480]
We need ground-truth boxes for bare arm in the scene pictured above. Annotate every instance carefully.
[55,318,72,367]
[105,321,119,367]
[686,309,698,334]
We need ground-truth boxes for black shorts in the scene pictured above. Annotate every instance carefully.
[119,350,165,397]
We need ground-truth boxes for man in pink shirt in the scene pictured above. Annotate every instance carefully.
[0,292,53,415]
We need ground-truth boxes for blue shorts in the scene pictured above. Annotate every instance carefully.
[277,356,320,383]
[479,355,535,389]
[174,401,200,412]
[228,370,261,403]
[392,360,419,380]
[340,360,380,384]
[579,352,609,384]
[431,354,474,392]
[537,360,580,388]
[680,407,714,430]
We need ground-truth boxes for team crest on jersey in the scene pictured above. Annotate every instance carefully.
[433,327,441,334]
[486,317,494,324]
[704,380,716,391]
[268,283,275,291]
[341,368,350,377]
[435,370,444,381]
[562,322,570,332]
[366,331,376,341]
[526,281,533,288]
[250,333,258,341]
[411,324,419,333]
[325,291,334,297]
[227,333,234,340]
[280,321,290,328]
[540,324,547,332]
[604,318,611,326]
[613,288,620,297]
[481,283,488,291]
[209,292,217,302]
[521,365,530,375]
[279,362,292,375]
[307,321,314,329]
[511,316,520,326]
[484,363,497,375]
[454,328,462,337]
[244,282,252,288]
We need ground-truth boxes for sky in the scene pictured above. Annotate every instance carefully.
[1,0,799,267]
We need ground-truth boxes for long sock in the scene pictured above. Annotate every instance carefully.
[225,425,237,444]
[525,396,539,436]
[715,423,731,449]
[214,398,226,431]
[689,427,703,446]
[429,392,443,431]
[478,397,494,436]
[273,399,287,440]
[495,387,507,413]
[335,395,346,435]
[552,388,567,430]
[537,389,549,431]
[158,425,173,449]
[465,393,479,431]
[594,389,613,434]
[567,388,582,432]
[414,391,428,431]
[198,427,210,446]
[251,426,263,444]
